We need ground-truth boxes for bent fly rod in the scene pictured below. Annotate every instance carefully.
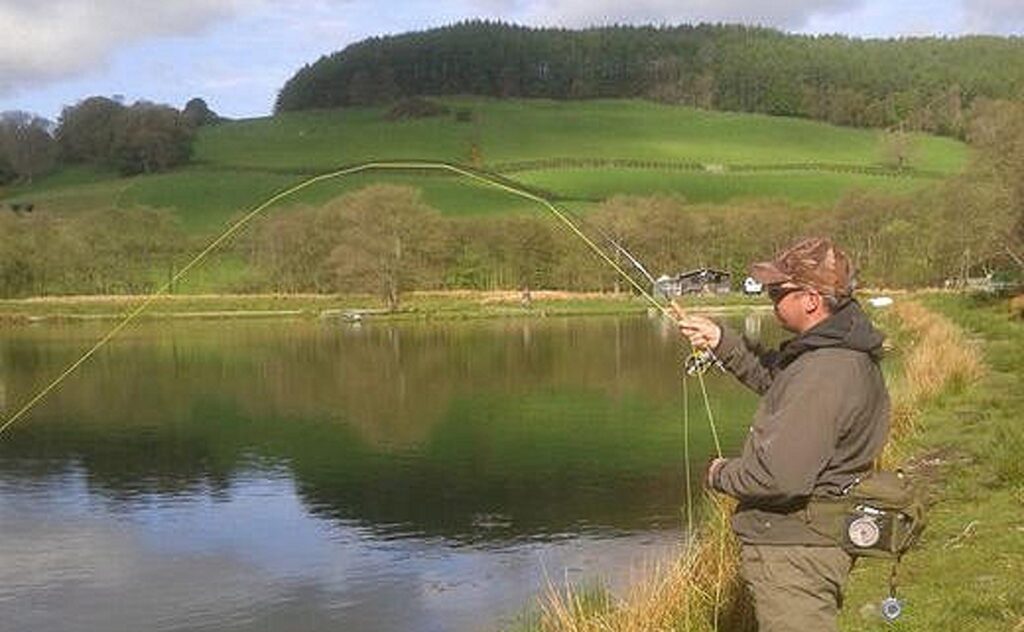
[0,159,715,436]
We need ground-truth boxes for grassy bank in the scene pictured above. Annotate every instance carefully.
[841,295,1023,630]
[532,294,1019,631]
[0,291,769,323]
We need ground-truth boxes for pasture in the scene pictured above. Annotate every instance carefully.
[2,98,969,236]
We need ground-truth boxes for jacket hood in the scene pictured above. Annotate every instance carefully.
[777,299,885,367]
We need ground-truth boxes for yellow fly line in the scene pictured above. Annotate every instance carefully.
[0,160,696,435]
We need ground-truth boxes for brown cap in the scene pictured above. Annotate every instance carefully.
[751,237,854,297]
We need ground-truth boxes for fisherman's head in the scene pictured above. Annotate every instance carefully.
[752,237,854,333]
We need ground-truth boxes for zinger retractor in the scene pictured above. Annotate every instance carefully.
[880,596,902,622]
[881,552,904,621]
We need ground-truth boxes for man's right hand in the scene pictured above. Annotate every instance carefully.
[670,302,722,350]
[706,457,728,490]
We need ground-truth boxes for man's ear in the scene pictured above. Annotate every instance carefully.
[804,291,822,314]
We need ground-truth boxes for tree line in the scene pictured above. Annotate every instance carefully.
[276,21,1024,137]
[0,208,182,296]
[0,97,219,185]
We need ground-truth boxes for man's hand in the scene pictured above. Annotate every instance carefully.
[706,457,727,490]
[670,302,722,350]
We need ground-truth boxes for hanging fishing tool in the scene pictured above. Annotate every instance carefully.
[881,559,903,621]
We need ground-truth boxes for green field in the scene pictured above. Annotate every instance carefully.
[195,99,967,172]
[515,168,934,205]
[1,98,969,236]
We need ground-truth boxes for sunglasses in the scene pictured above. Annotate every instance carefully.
[767,285,804,303]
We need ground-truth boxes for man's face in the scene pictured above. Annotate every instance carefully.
[767,283,814,333]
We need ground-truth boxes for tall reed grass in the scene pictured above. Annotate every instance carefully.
[536,299,982,632]
[882,301,983,465]
[539,494,750,632]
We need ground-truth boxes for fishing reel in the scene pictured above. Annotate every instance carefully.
[684,349,723,376]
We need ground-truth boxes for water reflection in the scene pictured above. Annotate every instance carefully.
[2,465,681,632]
[744,311,763,340]
[0,315,767,632]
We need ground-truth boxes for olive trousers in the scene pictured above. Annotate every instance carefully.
[739,544,854,632]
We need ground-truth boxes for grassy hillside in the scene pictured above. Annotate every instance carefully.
[514,168,930,205]
[197,99,967,172]
[0,99,968,238]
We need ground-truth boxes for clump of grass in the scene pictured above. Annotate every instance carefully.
[538,495,750,632]
[993,422,1024,485]
[893,301,983,401]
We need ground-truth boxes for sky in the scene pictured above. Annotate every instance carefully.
[1,0,1022,122]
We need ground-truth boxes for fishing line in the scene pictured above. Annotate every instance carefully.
[682,373,694,535]
[697,371,723,459]
[548,188,726,623]
[681,371,694,632]
[1,163,369,437]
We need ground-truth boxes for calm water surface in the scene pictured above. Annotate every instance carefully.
[0,314,773,632]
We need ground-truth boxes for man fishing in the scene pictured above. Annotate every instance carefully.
[674,237,890,632]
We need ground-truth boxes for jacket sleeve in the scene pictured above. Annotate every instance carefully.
[712,356,848,505]
[714,325,777,395]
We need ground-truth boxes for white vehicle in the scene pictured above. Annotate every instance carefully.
[743,276,763,295]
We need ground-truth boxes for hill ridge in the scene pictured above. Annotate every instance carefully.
[277,21,1024,137]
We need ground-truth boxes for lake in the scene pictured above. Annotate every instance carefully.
[0,313,773,632]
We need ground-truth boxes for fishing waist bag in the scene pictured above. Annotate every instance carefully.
[805,470,926,559]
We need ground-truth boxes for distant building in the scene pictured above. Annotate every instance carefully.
[945,273,1021,295]
[654,268,732,298]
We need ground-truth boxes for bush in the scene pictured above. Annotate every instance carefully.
[111,102,194,175]
[0,208,185,297]
[384,97,451,121]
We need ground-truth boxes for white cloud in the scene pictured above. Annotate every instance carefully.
[0,0,246,96]
[0,0,1019,119]
[469,0,865,29]
[961,0,1024,34]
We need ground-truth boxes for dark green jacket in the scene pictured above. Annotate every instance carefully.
[711,301,890,545]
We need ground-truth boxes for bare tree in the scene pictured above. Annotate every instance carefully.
[0,111,57,183]
[880,128,918,170]
[325,185,447,310]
